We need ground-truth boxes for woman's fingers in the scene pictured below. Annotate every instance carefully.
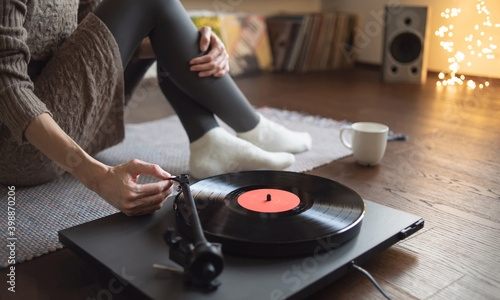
[190,27,230,77]
[198,54,228,77]
[190,50,229,77]
[131,178,173,198]
[189,45,224,69]
[119,179,173,216]
[198,26,212,52]
[95,159,175,216]
[121,189,169,216]
[126,159,171,180]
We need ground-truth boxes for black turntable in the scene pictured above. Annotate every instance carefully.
[58,171,423,299]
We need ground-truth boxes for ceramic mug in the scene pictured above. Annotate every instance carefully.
[340,122,389,166]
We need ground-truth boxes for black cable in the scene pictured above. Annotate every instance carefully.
[350,261,393,300]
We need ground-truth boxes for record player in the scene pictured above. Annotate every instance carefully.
[58,171,424,299]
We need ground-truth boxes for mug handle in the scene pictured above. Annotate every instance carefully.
[339,126,353,149]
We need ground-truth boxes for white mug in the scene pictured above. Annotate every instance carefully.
[340,122,389,166]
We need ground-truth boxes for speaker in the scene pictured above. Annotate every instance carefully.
[382,6,430,83]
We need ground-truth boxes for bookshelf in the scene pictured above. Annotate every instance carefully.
[267,13,357,73]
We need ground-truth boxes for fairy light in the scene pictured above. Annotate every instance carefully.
[436,0,498,89]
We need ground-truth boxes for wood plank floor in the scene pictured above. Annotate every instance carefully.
[2,67,499,299]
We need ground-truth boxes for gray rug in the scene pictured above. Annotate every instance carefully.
[0,107,351,266]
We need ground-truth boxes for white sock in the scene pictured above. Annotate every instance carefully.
[189,127,295,179]
[237,114,312,153]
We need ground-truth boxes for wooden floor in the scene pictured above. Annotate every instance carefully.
[2,67,499,299]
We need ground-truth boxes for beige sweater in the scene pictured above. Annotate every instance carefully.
[0,0,125,185]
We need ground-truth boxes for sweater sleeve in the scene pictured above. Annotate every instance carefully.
[78,0,102,23]
[0,0,51,144]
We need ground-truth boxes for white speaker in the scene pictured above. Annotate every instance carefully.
[382,6,430,83]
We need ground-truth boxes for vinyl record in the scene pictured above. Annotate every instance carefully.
[174,171,365,257]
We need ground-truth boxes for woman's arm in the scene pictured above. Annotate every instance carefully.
[2,1,171,215]
[25,113,174,216]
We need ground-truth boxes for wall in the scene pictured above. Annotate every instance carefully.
[322,0,500,78]
[182,0,322,16]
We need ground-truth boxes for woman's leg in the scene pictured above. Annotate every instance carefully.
[123,59,156,105]
[94,0,259,137]
[123,57,219,142]
[119,60,295,178]
[156,66,295,179]
[94,0,299,177]
[94,0,310,154]
[156,65,219,142]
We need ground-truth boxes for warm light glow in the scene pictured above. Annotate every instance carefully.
[467,80,476,89]
[455,51,465,61]
[436,0,497,89]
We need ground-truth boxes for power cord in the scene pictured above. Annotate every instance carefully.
[350,261,393,300]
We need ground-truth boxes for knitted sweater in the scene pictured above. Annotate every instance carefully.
[0,0,124,185]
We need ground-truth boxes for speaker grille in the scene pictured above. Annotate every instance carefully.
[390,32,422,63]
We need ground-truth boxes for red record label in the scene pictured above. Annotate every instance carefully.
[237,189,300,213]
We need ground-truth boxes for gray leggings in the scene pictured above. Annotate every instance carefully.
[94,0,259,142]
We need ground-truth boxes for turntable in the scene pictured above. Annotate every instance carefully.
[58,171,423,299]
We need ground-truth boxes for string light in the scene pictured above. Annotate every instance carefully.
[436,0,498,89]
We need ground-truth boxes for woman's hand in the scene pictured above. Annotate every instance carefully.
[94,159,174,216]
[25,114,173,216]
[189,26,230,77]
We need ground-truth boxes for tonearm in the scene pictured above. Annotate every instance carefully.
[154,174,224,290]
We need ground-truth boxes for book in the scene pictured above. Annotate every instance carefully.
[266,18,294,71]
[286,15,311,72]
[341,15,358,68]
[319,13,337,71]
[299,13,323,73]
[267,15,306,72]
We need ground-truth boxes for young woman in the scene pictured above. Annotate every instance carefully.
[0,0,311,215]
